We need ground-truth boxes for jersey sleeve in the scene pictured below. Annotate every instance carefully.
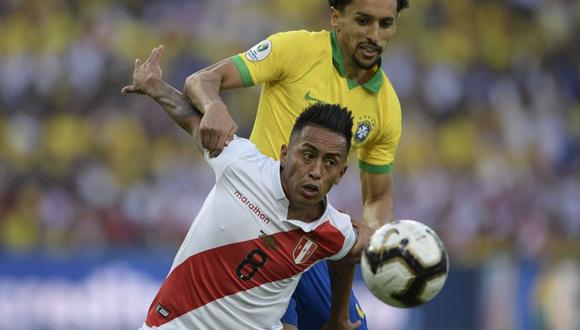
[357,89,402,174]
[327,213,357,261]
[230,31,314,87]
[204,137,256,180]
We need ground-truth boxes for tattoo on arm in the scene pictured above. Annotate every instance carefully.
[149,80,203,151]
[155,88,197,134]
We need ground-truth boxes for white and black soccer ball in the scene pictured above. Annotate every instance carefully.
[361,219,449,308]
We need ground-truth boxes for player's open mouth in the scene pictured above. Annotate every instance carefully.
[301,184,319,198]
[359,44,380,58]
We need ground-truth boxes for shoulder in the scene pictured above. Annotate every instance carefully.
[378,71,396,95]
[325,205,353,235]
[379,72,401,107]
[205,137,272,176]
[216,137,256,157]
[268,30,330,54]
[270,29,327,43]
[374,72,402,125]
[322,205,357,260]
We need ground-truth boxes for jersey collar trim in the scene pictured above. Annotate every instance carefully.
[283,198,330,232]
[330,30,384,94]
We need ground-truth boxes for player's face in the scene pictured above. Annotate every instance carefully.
[331,0,398,70]
[280,125,348,212]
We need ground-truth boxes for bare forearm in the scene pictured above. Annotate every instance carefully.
[147,79,203,150]
[147,78,201,135]
[327,261,355,324]
[123,45,203,150]
[361,171,395,230]
[362,195,393,229]
[184,71,226,114]
[182,59,242,156]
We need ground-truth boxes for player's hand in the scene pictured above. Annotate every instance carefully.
[321,318,362,330]
[121,45,164,96]
[199,102,237,158]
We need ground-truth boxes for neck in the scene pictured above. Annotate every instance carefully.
[287,201,325,222]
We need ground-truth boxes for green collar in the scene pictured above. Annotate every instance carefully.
[330,30,384,94]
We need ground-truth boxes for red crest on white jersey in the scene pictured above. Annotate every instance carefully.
[293,236,318,264]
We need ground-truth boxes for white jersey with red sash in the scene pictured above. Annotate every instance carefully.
[141,138,356,330]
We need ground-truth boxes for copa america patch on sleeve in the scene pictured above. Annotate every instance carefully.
[246,40,272,62]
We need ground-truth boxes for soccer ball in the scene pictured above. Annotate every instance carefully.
[361,220,448,308]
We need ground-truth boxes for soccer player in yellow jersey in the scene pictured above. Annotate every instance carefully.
[182,0,409,329]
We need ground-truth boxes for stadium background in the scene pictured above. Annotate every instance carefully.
[0,0,579,329]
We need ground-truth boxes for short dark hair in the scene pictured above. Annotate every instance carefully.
[290,103,354,154]
[329,0,409,13]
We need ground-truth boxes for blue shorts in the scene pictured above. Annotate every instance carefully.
[281,261,368,329]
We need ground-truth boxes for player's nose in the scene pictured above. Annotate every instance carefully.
[366,22,380,42]
[308,159,322,180]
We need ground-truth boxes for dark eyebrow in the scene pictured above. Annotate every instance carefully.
[302,142,343,159]
[354,12,373,19]
[354,11,395,21]
[301,142,319,153]
[301,142,317,150]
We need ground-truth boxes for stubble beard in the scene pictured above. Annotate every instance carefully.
[353,53,380,71]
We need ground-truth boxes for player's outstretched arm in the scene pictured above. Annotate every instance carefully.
[361,171,395,230]
[121,45,204,153]
[324,219,372,330]
[325,261,362,330]
[184,58,244,158]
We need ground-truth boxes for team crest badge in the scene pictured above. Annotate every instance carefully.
[293,236,318,264]
[355,120,372,143]
[246,40,272,62]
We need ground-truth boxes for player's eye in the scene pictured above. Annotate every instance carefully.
[356,17,369,25]
[324,158,337,167]
[380,19,393,28]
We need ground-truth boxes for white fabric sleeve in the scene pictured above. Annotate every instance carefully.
[204,137,255,180]
[327,214,357,261]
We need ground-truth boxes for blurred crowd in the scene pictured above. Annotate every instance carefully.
[0,0,579,265]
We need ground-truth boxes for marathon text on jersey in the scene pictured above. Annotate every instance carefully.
[234,190,271,224]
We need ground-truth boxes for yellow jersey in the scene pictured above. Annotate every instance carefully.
[232,30,402,174]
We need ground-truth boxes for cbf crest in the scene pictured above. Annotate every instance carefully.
[354,116,375,143]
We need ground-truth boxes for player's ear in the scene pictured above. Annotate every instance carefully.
[280,144,288,168]
[330,7,342,28]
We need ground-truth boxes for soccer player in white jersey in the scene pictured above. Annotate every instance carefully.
[122,46,371,330]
